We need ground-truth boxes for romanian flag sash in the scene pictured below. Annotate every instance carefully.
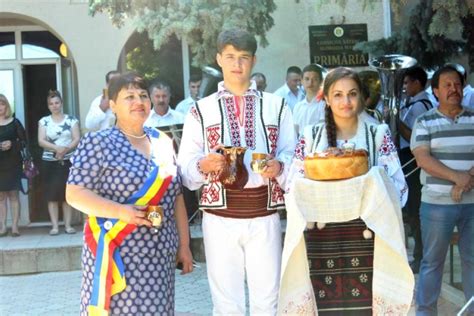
[85,132,173,316]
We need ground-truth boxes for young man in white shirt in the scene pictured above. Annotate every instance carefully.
[144,81,184,128]
[84,70,120,131]
[399,66,433,274]
[292,64,325,135]
[178,29,296,315]
[175,74,202,115]
[274,66,305,111]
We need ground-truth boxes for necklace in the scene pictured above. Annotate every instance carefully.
[120,129,147,139]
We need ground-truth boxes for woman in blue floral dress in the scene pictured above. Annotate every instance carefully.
[66,73,193,315]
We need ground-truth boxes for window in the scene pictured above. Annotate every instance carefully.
[21,31,60,59]
[0,32,16,60]
[0,70,15,112]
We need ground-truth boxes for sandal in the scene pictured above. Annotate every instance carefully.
[0,230,7,237]
[49,228,59,236]
[11,231,20,237]
[65,227,76,234]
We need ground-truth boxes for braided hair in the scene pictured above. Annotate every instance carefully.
[325,106,337,147]
[322,67,364,147]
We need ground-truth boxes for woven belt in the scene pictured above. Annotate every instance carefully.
[204,186,276,219]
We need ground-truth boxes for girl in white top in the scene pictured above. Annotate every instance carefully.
[282,67,409,315]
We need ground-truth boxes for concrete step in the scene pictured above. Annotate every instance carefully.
[0,224,206,275]
[0,226,83,275]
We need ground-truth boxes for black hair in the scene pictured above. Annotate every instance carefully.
[189,74,202,83]
[105,70,120,84]
[403,66,428,88]
[431,64,465,91]
[286,66,302,76]
[108,72,148,102]
[217,29,257,55]
[302,64,323,81]
[251,72,267,81]
[148,80,171,96]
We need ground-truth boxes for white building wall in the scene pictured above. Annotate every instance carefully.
[0,0,134,129]
[256,0,387,92]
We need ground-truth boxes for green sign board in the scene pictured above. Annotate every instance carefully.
[309,24,369,67]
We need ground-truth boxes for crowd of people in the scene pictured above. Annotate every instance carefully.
[0,28,472,315]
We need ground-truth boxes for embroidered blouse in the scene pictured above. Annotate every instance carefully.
[288,119,408,206]
[178,81,297,192]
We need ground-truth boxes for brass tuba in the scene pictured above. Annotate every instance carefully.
[198,66,223,99]
[369,54,417,147]
[359,70,383,122]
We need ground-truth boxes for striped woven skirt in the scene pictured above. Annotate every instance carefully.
[304,218,374,315]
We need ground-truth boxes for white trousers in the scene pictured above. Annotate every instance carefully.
[202,212,282,316]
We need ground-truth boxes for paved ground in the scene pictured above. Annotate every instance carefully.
[0,264,212,315]
[0,266,464,315]
[0,223,467,315]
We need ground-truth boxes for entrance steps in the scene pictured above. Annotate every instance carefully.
[0,224,205,275]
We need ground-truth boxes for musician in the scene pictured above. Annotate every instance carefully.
[250,72,267,91]
[144,80,184,128]
[85,70,120,131]
[175,74,202,115]
[411,64,474,315]
[178,29,296,315]
[399,66,433,273]
[274,66,305,111]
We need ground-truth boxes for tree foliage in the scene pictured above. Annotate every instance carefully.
[317,0,474,70]
[89,0,276,67]
[126,34,160,82]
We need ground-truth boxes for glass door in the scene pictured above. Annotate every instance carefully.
[1,27,74,224]
[0,64,30,225]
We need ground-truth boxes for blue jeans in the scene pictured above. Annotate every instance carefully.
[416,202,474,315]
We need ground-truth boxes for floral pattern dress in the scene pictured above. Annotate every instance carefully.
[67,127,181,315]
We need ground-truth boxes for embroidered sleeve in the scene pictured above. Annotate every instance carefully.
[189,105,201,124]
[177,106,207,190]
[294,137,306,162]
[286,136,307,193]
[379,132,397,157]
[274,102,298,191]
[377,130,408,206]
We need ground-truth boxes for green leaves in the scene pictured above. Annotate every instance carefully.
[89,0,276,67]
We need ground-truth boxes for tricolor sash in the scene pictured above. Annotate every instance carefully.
[85,163,173,316]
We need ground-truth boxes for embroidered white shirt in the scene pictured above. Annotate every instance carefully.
[178,81,297,191]
[175,97,197,115]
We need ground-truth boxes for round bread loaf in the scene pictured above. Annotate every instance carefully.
[304,149,369,180]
